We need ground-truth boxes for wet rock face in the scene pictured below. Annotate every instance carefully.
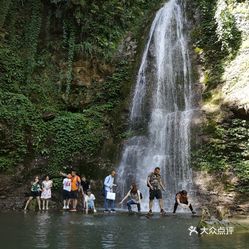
[220,1,249,119]
[116,34,138,61]
[193,171,249,216]
[72,59,114,87]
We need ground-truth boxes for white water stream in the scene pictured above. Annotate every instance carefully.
[118,0,194,212]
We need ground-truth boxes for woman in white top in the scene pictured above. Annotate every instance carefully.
[41,176,53,210]
[120,183,141,213]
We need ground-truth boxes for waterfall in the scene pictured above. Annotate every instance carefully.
[117,0,194,212]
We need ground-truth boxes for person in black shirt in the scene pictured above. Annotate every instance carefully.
[173,190,196,214]
[80,176,90,209]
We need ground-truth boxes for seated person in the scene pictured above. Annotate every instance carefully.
[173,190,196,214]
[85,189,96,214]
[119,183,141,213]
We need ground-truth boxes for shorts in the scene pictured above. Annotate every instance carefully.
[149,189,162,200]
[70,190,78,199]
[63,190,71,200]
[31,191,40,198]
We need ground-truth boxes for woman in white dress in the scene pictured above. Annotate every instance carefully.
[41,176,53,210]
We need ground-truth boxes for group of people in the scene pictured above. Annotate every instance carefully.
[24,171,96,213]
[24,167,196,215]
[60,171,96,213]
[103,167,196,215]
[24,175,53,211]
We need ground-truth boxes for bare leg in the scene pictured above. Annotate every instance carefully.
[42,199,45,210]
[24,196,33,210]
[63,200,67,208]
[46,200,49,210]
[73,199,78,209]
[93,203,97,212]
[149,200,153,211]
[159,199,164,210]
[66,199,70,208]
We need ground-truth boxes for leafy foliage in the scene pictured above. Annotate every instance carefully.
[50,0,161,59]
[191,0,241,91]
[0,0,162,178]
[192,119,249,191]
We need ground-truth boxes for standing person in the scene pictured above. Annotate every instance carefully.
[41,175,53,210]
[80,176,90,209]
[85,189,97,214]
[103,170,116,213]
[119,183,141,213]
[147,167,166,215]
[60,170,81,211]
[173,190,196,214]
[70,170,81,211]
[24,176,42,211]
[62,174,72,210]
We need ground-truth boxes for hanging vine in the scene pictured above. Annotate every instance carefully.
[65,26,75,100]
[24,0,42,82]
[0,0,12,29]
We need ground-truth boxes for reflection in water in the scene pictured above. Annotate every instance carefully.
[0,213,249,249]
[34,212,51,248]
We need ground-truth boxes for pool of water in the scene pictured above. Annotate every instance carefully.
[0,212,248,249]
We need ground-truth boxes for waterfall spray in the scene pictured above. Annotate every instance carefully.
[118,0,194,212]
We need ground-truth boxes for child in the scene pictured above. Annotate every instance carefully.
[84,189,96,214]
[41,175,53,210]
[24,176,42,211]
[63,174,72,210]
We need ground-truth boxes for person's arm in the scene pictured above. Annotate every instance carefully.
[176,194,181,205]
[160,180,166,191]
[119,191,130,204]
[59,171,67,177]
[79,185,84,196]
[77,176,81,191]
[37,183,42,192]
[92,194,96,201]
[147,176,153,190]
[104,176,112,188]
[138,190,141,203]
[176,194,187,208]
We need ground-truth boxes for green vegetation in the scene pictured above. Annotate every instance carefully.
[0,0,162,181]
[191,0,249,192]
[192,119,249,191]
[191,0,241,92]
[1,0,248,195]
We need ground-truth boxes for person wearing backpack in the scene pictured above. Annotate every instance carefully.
[147,167,166,216]
[103,170,116,213]
[119,183,141,213]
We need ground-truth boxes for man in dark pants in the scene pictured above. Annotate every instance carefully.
[173,190,196,214]
[147,167,166,215]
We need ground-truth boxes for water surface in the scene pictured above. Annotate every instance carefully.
[0,212,248,249]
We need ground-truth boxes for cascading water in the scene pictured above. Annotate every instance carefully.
[117,0,195,212]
